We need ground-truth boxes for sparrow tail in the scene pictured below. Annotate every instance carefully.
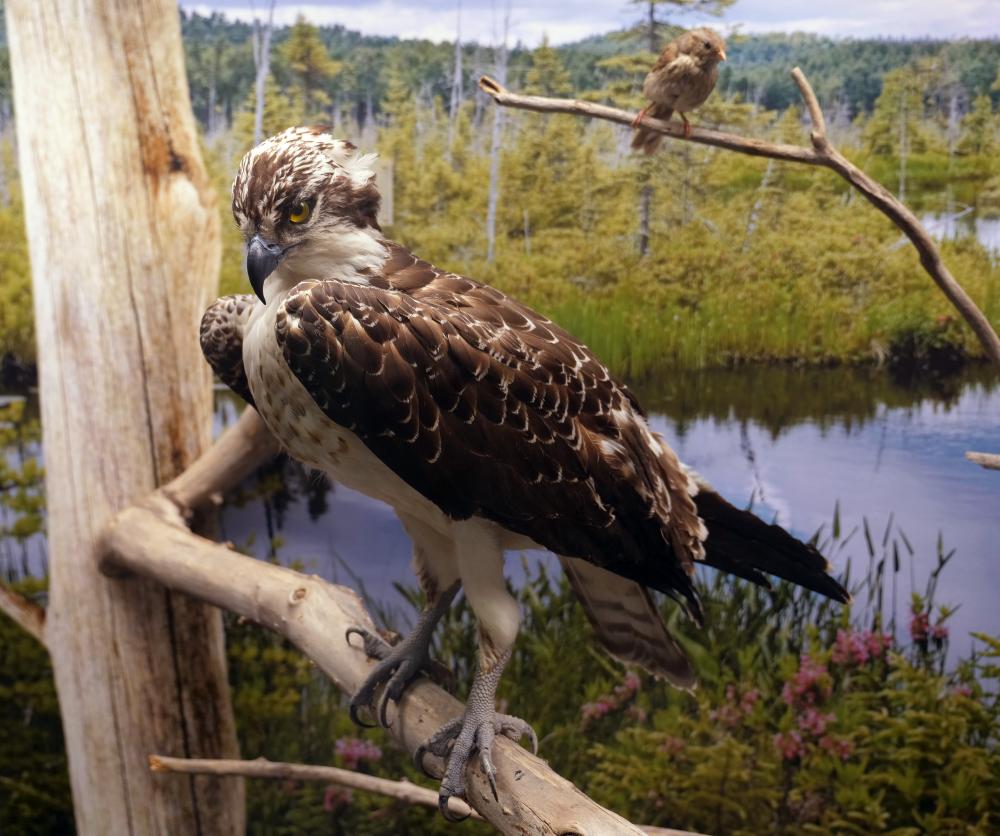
[631,103,673,154]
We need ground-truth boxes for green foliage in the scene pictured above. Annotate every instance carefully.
[0,578,71,836]
[276,16,341,119]
[0,399,43,570]
[957,95,998,157]
[0,139,32,363]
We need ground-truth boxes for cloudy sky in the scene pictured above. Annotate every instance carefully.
[180,0,1000,46]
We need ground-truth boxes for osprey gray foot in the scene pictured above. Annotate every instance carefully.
[414,648,537,821]
[345,582,459,729]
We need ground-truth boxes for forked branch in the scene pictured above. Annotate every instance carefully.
[148,755,700,835]
[478,69,1000,370]
[99,408,652,835]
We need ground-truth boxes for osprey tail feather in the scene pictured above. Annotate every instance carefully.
[694,487,851,604]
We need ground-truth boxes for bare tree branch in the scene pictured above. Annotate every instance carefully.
[147,755,704,835]
[477,69,1000,370]
[149,754,480,820]
[0,582,46,646]
[966,451,1000,471]
[99,408,650,835]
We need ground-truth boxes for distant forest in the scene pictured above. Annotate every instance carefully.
[0,9,999,374]
[175,15,1000,136]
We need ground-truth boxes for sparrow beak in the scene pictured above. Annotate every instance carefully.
[717,48,727,61]
[246,234,287,303]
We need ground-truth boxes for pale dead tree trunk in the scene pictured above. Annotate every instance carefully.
[449,0,464,126]
[252,0,277,146]
[485,3,510,263]
[638,183,652,256]
[898,90,908,201]
[5,1,242,833]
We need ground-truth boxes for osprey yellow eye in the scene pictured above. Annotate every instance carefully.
[288,201,311,224]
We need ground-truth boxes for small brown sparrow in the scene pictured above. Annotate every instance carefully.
[631,27,727,154]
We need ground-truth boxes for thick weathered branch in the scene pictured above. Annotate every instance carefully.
[966,451,1000,471]
[0,582,46,646]
[163,406,281,516]
[100,408,649,835]
[478,70,1000,370]
[149,754,480,820]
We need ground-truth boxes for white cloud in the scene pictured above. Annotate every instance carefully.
[180,0,1000,45]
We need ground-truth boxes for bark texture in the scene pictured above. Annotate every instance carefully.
[5,1,242,832]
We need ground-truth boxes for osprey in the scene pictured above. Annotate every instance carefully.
[201,127,848,817]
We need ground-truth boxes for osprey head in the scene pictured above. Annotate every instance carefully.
[679,27,727,66]
[232,127,382,302]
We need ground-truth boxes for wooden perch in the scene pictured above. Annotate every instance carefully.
[100,407,657,835]
[0,582,46,646]
[478,69,1000,371]
[147,755,701,835]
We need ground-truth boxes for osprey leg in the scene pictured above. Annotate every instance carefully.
[415,647,537,821]
[345,581,460,728]
[415,523,536,819]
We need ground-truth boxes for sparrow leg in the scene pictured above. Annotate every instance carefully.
[631,105,650,129]
[345,581,460,728]
[680,112,692,139]
[414,647,538,821]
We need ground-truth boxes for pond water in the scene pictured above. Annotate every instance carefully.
[3,364,998,644]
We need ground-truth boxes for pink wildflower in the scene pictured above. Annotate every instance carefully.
[951,684,973,698]
[818,735,853,761]
[659,735,686,756]
[626,705,648,723]
[334,737,382,770]
[910,610,930,643]
[323,786,353,812]
[581,700,613,722]
[741,689,760,713]
[782,655,831,708]
[774,730,805,761]
[615,672,641,698]
[932,623,949,641]
[797,708,835,737]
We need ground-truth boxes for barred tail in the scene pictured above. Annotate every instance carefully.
[560,556,696,690]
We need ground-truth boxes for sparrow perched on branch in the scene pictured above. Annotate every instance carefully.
[631,27,727,154]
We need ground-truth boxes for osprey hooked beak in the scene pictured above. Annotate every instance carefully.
[246,235,288,303]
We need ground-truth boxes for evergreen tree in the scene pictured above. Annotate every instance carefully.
[957,94,998,156]
[277,16,340,119]
[524,36,572,98]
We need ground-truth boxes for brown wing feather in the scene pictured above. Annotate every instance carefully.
[559,556,695,689]
[276,244,705,616]
[200,294,257,407]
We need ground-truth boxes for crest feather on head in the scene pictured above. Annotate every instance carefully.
[232,126,381,233]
